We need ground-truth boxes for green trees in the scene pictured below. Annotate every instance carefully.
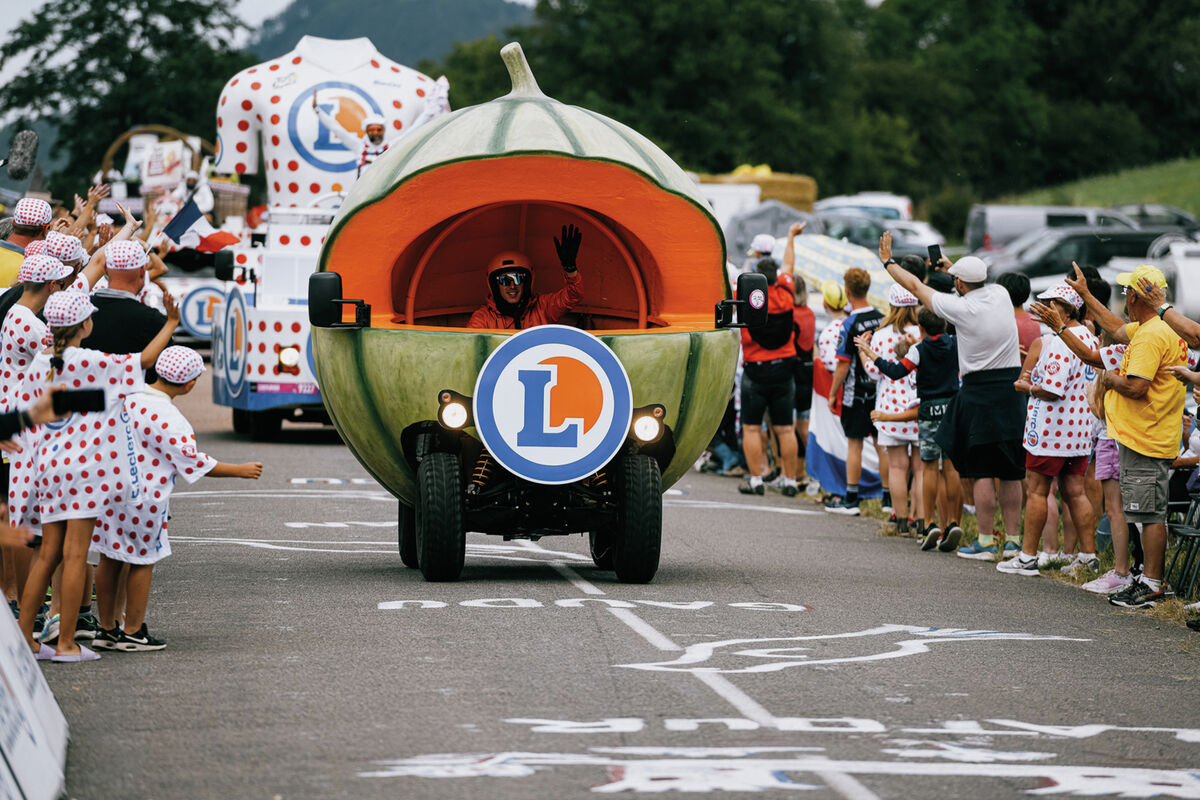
[0,0,256,200]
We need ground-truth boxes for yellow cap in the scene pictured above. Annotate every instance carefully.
[822,280,847,310]
[1115,264,1167,295]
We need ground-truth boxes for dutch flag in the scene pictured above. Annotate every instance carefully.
[162,198,239,253]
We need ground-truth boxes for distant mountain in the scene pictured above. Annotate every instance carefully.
[251,0,533,65]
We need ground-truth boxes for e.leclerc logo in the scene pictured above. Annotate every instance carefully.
[474,325,633,485]
[287,81,383,172]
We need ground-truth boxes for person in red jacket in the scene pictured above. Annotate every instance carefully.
[468,225,584,330]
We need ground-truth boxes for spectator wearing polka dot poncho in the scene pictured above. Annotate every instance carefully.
[91,347,262,653]
[15,289,179,663]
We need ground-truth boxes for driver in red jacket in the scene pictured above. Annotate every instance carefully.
[467,225,584,329]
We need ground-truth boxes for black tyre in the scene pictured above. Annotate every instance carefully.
[243,410,282,441]
[588,531,614,570]
[415,452,465,582]
[612,455,662,584]
[231,408,249,435]
[398,501,418,568]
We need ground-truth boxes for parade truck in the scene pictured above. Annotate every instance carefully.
[307,43,766,584]
[207,35,449,438]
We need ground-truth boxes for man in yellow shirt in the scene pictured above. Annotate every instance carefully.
[1062,264,1186,608]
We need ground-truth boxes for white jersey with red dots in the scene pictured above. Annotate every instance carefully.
[864,324,920,441]
[2,305,51,530]
[92,389,216,564]
[818,319,845,374]
[19,348,146,524]
[212,35,442,208]
[1024,326,1099,457]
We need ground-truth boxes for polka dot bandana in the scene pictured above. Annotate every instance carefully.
[13,198,51,227]
[1036,283,1083,310]
[106,240,148,271]
[18,254,72,283]
[888,284,919,307]
[44,291,98,327]
[45,232,85,264]
[23,240,48,256]
[155,346,205,383]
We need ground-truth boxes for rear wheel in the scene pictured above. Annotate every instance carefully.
[234,409,282,441]
[612,455,662,584]
[398,501,418,568]
[415,452,465,582]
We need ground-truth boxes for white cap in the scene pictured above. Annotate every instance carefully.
[748,233,775,255]
[362,114,386,129]
[888,284,918,307]
[947,256,987,283]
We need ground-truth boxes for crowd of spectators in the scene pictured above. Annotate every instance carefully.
[702,224,1200,613]
[0,190,262,663]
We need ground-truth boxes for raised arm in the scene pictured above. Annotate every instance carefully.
[139,292,180,368]
[1028,301,1103,367]
[781,221,806,278]
[881,233,936,309]
[312,91,366,153]
[1065,262,1128,343]
[1137,277,1200,348]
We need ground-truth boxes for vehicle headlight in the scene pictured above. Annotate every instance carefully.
[440,401,469,430]
[632,415,661,442]
[278,346,301,368]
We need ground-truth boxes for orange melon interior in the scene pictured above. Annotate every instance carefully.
[324,155,727,331]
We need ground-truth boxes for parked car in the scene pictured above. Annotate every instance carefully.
[815,209,888,252]
[965,204,1137,253]
[986,226,1172,284]
[814,192,913,220]
[1111,203,1200,233]
[887,220,945,249]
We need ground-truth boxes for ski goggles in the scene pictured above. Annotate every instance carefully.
[495,271,526,287]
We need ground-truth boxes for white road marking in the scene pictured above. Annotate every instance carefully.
[174,489,394,502]
[606,608,684,652]
[665,499,820,515]
[289,478,379,485]
[819,771,883,800]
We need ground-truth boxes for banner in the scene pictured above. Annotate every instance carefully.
[140,140,185,188]
[0,608,68,800]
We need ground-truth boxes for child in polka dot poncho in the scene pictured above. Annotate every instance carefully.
[91,347,262,652]
[15,290,179,662]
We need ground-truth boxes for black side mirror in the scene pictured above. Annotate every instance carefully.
[308,271,371,329]
[213,249,235,281]
[715,272,769,329]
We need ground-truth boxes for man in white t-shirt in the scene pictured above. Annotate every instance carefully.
[999,283,1099,577]
[883,237,1025,560]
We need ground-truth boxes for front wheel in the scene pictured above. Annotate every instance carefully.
[398,501,418,568]
[612,455,662,584]
[415,452,465,582]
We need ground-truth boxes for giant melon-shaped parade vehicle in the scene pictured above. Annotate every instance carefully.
[308,44,766,583]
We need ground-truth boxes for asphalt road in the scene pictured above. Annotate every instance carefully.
[42,374,1200,799]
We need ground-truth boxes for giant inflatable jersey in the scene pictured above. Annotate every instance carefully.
[213,35,448,208]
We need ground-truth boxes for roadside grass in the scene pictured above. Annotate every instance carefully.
[997,158,1200,215]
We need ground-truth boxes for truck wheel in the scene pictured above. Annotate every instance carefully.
[588,531,614,570]
[612,455,662,584]
[246,410,282,442]
[398,501,418,568]
[416,452,465,582]
[232,408,249,435]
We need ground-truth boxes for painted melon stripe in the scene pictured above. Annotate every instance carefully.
[488,99,526,155]
[575,107,670,185]
[350,333,409,480]
[542,102,586,157]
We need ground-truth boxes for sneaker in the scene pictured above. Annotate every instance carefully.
[738,478,764,496]
[921,526,942,551]
[1061,555,1100,577]
[1001,541,1021,559]
[1109,579,1167,609]
[720,466,747,477]
[1037,551,1074,568]
[116,624,166,652]
[1184,600,1200,612]
[36,613,60,645]
[957,541,999,560]
[75,612,101,641]
[91,625,122,651]
[822,494,843,507]
[826,498,861,516]
[780,480,799,498]
[1081,569,1134,595]
[997,554,1040,576]
[939,524,964,553]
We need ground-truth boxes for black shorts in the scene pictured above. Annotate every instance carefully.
[793,363,813,414]
[953,440,1026,481]
[0,459,8,506]
[741,359,796,428]
[840,400,875,440]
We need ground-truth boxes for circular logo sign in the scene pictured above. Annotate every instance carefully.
[180,286,225,338]
[288,81,384,172]
[473,326,633,486]
[748,288,766,310]
[220,288,248,398]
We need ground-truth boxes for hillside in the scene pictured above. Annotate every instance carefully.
[251,0,532,65]
[999,158,1200,215]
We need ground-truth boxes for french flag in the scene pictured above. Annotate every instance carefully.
[162,198,239,252]
[806,358,882,498]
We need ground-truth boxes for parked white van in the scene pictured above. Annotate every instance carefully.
[966,204,1137,252]
[814,192,913,221]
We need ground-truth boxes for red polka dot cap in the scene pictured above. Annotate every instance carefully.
[45,232,85,264]
[19,254,72,283]
[1036,283,1083,310]
[155,346,205,384]
[13,198,52,227]
[106,240,148,271]
[888,284,918,307]
[44,291,98,327]
[23,240,48,256]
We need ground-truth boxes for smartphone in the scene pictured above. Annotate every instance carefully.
[52,389,106,415]
[927,244,943,265]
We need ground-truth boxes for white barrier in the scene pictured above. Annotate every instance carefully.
[0,608,68,800]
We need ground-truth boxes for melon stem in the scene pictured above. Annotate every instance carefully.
[501,42,544,98]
